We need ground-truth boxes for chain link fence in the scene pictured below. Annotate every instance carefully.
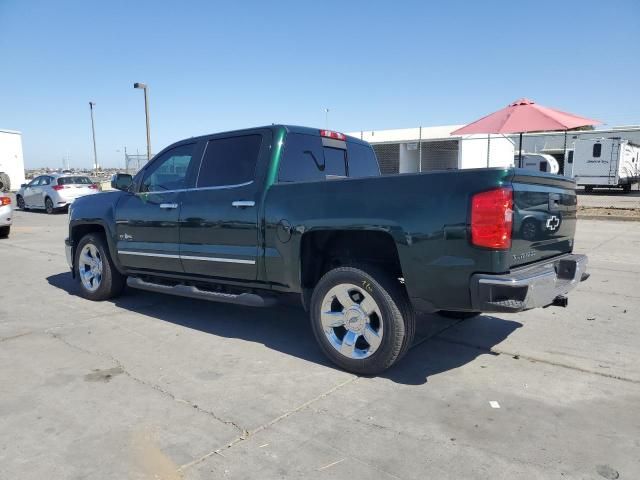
[124,153,150,174]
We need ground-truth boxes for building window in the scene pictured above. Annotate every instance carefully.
[593,143,602,158]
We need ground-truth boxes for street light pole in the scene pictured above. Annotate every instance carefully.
[324,108,329,129]
[134,82,152,161]
[89,101,98,175]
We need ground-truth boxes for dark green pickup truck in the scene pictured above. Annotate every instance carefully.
[66,125,588,374]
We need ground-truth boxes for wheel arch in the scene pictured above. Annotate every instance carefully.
[299,229,403,310]
[69,221,124,275]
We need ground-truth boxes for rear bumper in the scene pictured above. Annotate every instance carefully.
[470,254,589,313]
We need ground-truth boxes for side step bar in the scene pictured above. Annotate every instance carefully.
[127,277,277,308]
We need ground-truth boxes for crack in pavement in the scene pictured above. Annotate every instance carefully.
[431,336,640,384]
[0,241,65,258]
[178,375,358,472]
[47,331,249,436]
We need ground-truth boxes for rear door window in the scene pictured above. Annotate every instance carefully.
[197,135,262,188]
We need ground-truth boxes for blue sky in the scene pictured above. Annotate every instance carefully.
[1,0,638,168]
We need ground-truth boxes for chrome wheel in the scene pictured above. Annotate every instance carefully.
[78,243,103,292]
[321,283,383,359]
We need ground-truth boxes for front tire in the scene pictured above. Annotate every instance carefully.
[16,195,26,210]
[75,233,125,301]
[310,265,415,375]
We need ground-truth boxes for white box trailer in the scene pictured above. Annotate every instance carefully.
[569,137,639,192]
[0,129,26,192]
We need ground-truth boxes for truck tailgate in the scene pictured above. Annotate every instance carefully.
[510,171,577,268]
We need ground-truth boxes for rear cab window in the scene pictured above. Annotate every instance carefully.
[278,132,379,183]
[58,176,92,185]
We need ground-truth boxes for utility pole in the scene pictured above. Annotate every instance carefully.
[134,83,152,161]
[324,108,329,129]
[89,102,98,175]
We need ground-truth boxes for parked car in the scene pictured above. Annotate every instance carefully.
[65,125,589,375]
[17,174,99,213]
[0,194,12,238]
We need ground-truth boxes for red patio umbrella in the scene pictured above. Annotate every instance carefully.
[451,98,601,166]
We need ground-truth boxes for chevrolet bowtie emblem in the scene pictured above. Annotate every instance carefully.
[546,215,560,231]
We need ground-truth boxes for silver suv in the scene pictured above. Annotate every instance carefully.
[16,174,100,214]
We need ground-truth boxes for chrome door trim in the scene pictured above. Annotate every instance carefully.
[118,251,180,259]
[118,250,255,265]
[180,255,256,265]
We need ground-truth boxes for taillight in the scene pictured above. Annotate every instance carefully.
[52,185,65,191]
[471,187,513,249]
[319,129,346,141]
[0,196,11,206]
[89,184,99,189]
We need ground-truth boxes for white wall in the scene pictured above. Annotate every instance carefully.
[0,130,26,190]
[458,135,515,169]
[399,143,419,173]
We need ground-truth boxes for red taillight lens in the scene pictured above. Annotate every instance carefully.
[319,129,346,141]
[0,196,11,206]
[52,185,65,191]
[89,184,98,189]
[471,187,513,249]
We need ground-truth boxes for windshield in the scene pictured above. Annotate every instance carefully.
[57,176,92,185]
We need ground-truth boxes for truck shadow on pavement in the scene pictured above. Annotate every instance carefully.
[47,272,522,386]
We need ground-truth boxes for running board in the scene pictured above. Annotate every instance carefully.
[127,277,277,307]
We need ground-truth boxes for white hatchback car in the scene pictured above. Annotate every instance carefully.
[16,174,100,214]
[0,193,12,238]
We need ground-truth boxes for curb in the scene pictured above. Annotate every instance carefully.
[577,214,640,222]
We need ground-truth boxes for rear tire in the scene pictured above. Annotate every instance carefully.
[623,184,632,193]
[584,186,594,193]
[45,197,55,214]
[310,265,415,375]
[75,233,125,301]
[438,310,481,320]
[0,226,9,239]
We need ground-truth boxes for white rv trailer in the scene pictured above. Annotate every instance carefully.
[569,137,639,192]
[0,129,26,192]
[518,153,560,174]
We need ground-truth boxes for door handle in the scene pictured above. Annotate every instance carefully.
[232,201,255,208]
[159,203,178,209]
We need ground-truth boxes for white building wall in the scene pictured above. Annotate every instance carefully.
[458,135,515,169]
[399,143,419,173]
[0,130,26,190]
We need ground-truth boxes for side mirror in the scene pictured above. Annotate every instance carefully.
[111,173,133,191]
[21,183,27,188]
